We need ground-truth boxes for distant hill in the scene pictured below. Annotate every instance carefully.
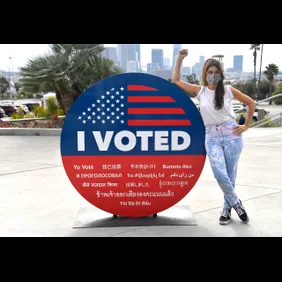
[0,71,21,76]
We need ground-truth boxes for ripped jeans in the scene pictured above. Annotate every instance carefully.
[205,119,243,209]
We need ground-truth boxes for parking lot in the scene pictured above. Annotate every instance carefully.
[1,100,281,121]
[0,99,41,120]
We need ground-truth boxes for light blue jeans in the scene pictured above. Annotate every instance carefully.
[205,119,243,209]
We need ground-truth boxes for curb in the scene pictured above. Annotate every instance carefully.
[1,126,281,137]
[0,128,62,136]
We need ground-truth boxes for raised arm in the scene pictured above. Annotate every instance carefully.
[172,49,201,97]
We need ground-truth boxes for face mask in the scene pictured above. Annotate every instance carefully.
[206,73,221,84]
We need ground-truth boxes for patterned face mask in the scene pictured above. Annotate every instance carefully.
[206,73,221,84]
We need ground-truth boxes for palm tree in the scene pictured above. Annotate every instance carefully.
[250,44,260,100]
[257,44,264,99]
[19,44,123,114]
[0,76,10,98]
[263,63,279,104]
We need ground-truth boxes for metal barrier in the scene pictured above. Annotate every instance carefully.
[234,93,282,127]
[252,113,282,128]
[234,93,282,114]
[256,93,282,106]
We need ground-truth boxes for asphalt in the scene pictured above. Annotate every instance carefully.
[1,128,282,237]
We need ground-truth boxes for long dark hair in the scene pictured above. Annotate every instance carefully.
[201,58,226,110]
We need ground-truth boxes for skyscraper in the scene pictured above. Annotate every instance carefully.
[102,47,118,65]
[117,44,123,67]
[152,49,164,69]
[120,44,128,71]
[126,44,136,61]
[233,55,243,73]
[172,44,182,69]
[199,56,205,65]
[127,61,138,72]
[135,44,141,70]
[163,57,170,69]
[118,44,141,72]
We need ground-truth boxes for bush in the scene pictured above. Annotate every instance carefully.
[57,108,65,116]
[44,97,64,118]
[25,112,35,119]
[11,112,25,120]
[11,107,25,120]
[33,105,48,118]
[251,116,278,128]
[272,83,282,105]
[236,112,278,128]
[45,97,58,116]
[10,97,65,120]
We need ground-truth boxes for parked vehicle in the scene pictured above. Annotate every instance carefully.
[22,103,41,112]
[232,103,269,122]
[0,103,17,117]
[0,107,5,118]
[14,104,29,114]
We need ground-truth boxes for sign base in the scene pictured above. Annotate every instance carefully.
[73,205,197,228]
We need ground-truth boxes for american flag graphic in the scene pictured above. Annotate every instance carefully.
[78,85,192,126]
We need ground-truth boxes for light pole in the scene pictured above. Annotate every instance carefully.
[9,56,14,82]
[8,56,16,96]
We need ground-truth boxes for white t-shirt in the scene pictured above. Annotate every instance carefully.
[196,85,236,125]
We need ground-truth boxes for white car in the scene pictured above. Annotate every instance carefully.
[14,104,29,114]
[233,104,269,122]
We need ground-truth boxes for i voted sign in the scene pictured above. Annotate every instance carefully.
[61,73,206,217]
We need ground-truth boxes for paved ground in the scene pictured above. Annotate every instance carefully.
[1,128,282,237]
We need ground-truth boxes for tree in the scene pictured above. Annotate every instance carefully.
[257,79,273,100]
[15,82,20,93]
[263,63,279,104]
[0,76,10,97]
[232,81,255,99]
[185,73,199,85]
[250,44,260,100]
[19,44,123,114]
[257,44,264,97]
[272,83,282,105]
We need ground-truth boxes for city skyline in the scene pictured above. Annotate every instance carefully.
[104,44,281,73]
[0,44,281,73]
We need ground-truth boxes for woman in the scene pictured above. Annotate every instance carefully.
[172,49,256,225]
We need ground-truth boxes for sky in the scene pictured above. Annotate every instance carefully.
[0,44,281,73]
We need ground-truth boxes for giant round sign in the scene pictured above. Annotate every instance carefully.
[61,73,206,217]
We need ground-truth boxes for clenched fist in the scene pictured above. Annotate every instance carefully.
[178,49,188,60]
